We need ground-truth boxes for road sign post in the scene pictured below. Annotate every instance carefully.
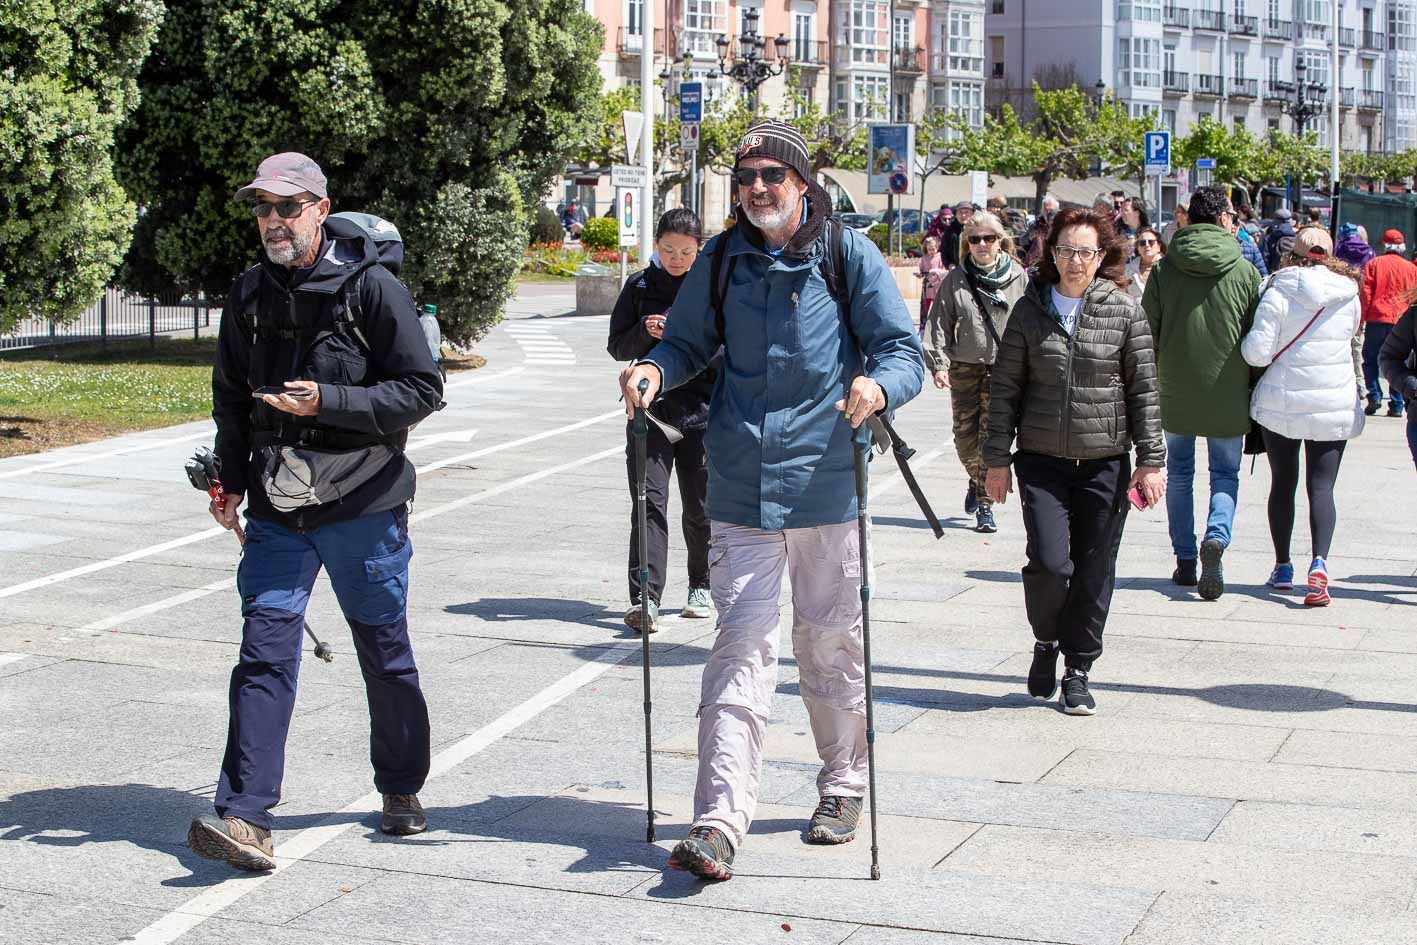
[1144,132,1170,226]
[617,186,640,285]
[1196,156,1217,189]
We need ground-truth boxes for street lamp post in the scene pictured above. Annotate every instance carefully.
[1273,58,1327,210]
[715,9,789,114]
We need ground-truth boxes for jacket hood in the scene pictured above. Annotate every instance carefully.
[734,179,834,262]
[263,217,380,294]
[1165,223,1244,278]
[1265,264,1359,313]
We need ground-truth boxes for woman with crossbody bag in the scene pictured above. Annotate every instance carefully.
[1241,227,1365,607]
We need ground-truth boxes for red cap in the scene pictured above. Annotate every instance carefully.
[1384,228,1405,245]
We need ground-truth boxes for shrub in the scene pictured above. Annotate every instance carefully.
[866,224,921,258]
[580,216,619,251]
[531,205,563,244]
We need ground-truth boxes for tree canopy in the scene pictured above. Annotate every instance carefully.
[116,0,602,345]
[0,0,164,333]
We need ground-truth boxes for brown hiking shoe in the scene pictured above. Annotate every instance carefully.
[187,815,276,871]
[381,793,427,835]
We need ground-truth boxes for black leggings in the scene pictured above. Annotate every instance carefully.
[1261,428,1347,563]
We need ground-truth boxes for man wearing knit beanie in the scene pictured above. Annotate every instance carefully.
[620,117,925,881]
[1359,228,1417,416]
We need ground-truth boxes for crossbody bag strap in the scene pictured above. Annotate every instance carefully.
[1273,305,1325,363]
[962,273,1005,352]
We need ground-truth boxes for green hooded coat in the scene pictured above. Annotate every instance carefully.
[1141,223,1260,437]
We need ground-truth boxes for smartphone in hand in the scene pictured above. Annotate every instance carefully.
[252,385,316,400]
[1128,483,1148,511]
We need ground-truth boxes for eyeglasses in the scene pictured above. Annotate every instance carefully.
[967,234,998,245]
[251,199,317,219]
[1136,238,1159,247]
[733,166,791,187]
[1054,245,1102,261]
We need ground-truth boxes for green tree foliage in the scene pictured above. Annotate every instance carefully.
[0,0,164,332]
[116,0,601,345]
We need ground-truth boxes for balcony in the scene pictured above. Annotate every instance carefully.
[1163,70,1190,94]
[1359,89,1384,110]
[1264,82,1289,103]
[790,40,829,69]
[1340,86,1356,108]
[1263,18,1292,40]
[1362,30,1385,52]
[892,45,926,74]
[1229,14,1258,36]
[1340,27,1356,47]
[617,27,664,58]
[1298,21,1331,42]
[1163,5,1189,28]
[1194,73,1223,96]
[1228,77,1258,99]
[1194,8,1224,30]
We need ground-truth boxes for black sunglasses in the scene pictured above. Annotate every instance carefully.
[734,166,791,187]
[250,199,317,219]
[967,234,998,245]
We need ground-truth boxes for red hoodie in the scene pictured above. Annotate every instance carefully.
[1359,252,1417,324]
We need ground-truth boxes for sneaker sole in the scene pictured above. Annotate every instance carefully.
[975,523,998,534]
[1028,679,1058,700]
[187,819,276,872]
[380,818,427,836]
[1058,691,1097,716]
[668,845,734,880]
[1305,570,1330,607]
[1268,581,1294,591]
[805,825,857,845]
[1198,543,1225,601]
[680,607,712,619]
[624,614,658,633]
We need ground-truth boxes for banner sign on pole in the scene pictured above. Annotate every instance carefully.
[679,82,703,123]
[680,121,700,153]
[617,187,639,248]
[1144,131,1171,176]
[969,170,988,209]
[611,164,647,190]
[867,124,915,195]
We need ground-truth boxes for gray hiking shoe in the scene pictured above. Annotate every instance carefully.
[380,793,427,835]
[624,599,659,633]
[806,795,862,844]
[1198,538,1225,601]
[681,586,713,619]
[668,825,735,880]
[188,815,276,871]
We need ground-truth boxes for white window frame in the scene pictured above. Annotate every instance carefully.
[948,8,983,74]
[847,0,889,66]
[684,0,726,56]
[1119,37,1161,88]
[852,73,890,120]
[793,12,816,62]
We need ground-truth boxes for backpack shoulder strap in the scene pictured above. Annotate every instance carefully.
[710,233,736,342]
[818,215,850,310]
[337,270,373,352]
[238,266,263,337]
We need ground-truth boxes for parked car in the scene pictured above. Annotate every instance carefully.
[837,212,876,232]
[875,208,931,234]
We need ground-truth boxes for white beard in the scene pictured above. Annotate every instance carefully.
[264,227,315,265]
[744,196,799,232]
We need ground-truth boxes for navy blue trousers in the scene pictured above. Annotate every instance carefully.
[215,506,430,829]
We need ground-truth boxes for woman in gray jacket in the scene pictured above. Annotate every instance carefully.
[924,210,1027,533]
[984,208,1167,716]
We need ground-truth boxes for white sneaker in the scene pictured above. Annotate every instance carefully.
[681,587,713,619]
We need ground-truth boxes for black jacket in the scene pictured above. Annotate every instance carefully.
[607,261,713,431]
[1263,222,1297,273]
[985,276,1165,468]
[941,219,966,269]
[1380,306,1417,400]
[212,216,444,529]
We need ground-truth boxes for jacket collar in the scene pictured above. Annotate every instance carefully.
[260,220,378,295]
[728,179,833,266]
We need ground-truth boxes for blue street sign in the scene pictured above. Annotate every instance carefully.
[679,82,703,123]
[1144,131,1170,171]
[1196,157,1218,170]
[889,171,909,194]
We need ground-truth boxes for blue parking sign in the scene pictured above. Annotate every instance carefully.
[679,82,703,123]
[1144,131,1170,175]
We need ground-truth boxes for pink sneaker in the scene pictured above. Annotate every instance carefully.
[1304,557,1330,607]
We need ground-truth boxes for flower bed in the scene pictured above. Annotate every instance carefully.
[523,242,638,278]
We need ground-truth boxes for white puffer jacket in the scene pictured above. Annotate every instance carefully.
[1242,266,1365,442]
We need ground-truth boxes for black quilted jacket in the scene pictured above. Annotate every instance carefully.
[984,276,1165,468]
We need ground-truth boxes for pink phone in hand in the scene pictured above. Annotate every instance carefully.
[1128,483,1148,511]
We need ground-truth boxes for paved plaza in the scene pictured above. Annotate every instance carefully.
[1,283,1415,945]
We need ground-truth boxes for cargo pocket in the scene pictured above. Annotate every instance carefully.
[351,540,412,625]
[707,543,735,616]
[829,546,863,627]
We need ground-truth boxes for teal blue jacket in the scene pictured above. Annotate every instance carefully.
[644,184,925,530]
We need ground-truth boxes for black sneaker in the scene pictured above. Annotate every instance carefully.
[964,486,978,516]
[381,793,427,835]
[1198,539,1225,601]
[669,825,735,880]
[975,506,998,533]
[1389,404,1406,418]
[1027,642,1059,699]
[806,795,862,844]
[1059,668,1097,716]
[1172,558,1198,587]
[1365,400,1383,416]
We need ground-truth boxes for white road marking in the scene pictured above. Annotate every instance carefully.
[121,638,652,945]
[0,411,622,601]
[77,577,237,634]
[0,653,28,668]
[0,428,217,481]
[442,365,526,390]
[405,428,478,451]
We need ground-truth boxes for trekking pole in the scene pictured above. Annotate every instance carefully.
[185,448,334,663]
[634,379,656,843]
[853,436,882,881]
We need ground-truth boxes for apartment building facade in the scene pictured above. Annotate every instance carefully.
[985,0,1417,157]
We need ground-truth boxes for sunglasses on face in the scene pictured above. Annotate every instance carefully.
[1054,245,1102,261]
[251,199,317,219]
[967,234,998,245]
[734,166,791,187]
[1137,238,1158,247]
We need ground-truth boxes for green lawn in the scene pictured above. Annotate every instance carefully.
[0,337,484,459]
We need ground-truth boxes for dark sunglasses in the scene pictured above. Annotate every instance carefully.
[734,166,791,187]
[1136,238,1159,247]
[250,199,317,219]
[967,234,998,245]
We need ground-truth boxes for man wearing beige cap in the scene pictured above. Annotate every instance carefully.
[188,152,444,872]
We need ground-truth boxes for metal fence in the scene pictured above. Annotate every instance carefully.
[0,288,220,352]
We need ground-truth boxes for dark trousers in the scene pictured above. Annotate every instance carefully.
[216,507,431,830]
[1014,452,1131,670]
[625,422,710,605]
[1261,429,1347,562]
[1363,322,1406,410]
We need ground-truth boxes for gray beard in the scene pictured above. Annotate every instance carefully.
[744,197,798,232]
[265,228,315,266]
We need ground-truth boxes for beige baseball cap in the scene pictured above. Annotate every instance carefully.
[233,152,327,201]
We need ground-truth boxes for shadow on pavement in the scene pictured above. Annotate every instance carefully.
[874,515,973,532]
[445,597,625,632]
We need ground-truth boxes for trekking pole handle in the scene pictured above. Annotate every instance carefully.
[207,482,245,545]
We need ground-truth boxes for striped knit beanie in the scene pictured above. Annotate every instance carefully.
[734,119,810,183]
